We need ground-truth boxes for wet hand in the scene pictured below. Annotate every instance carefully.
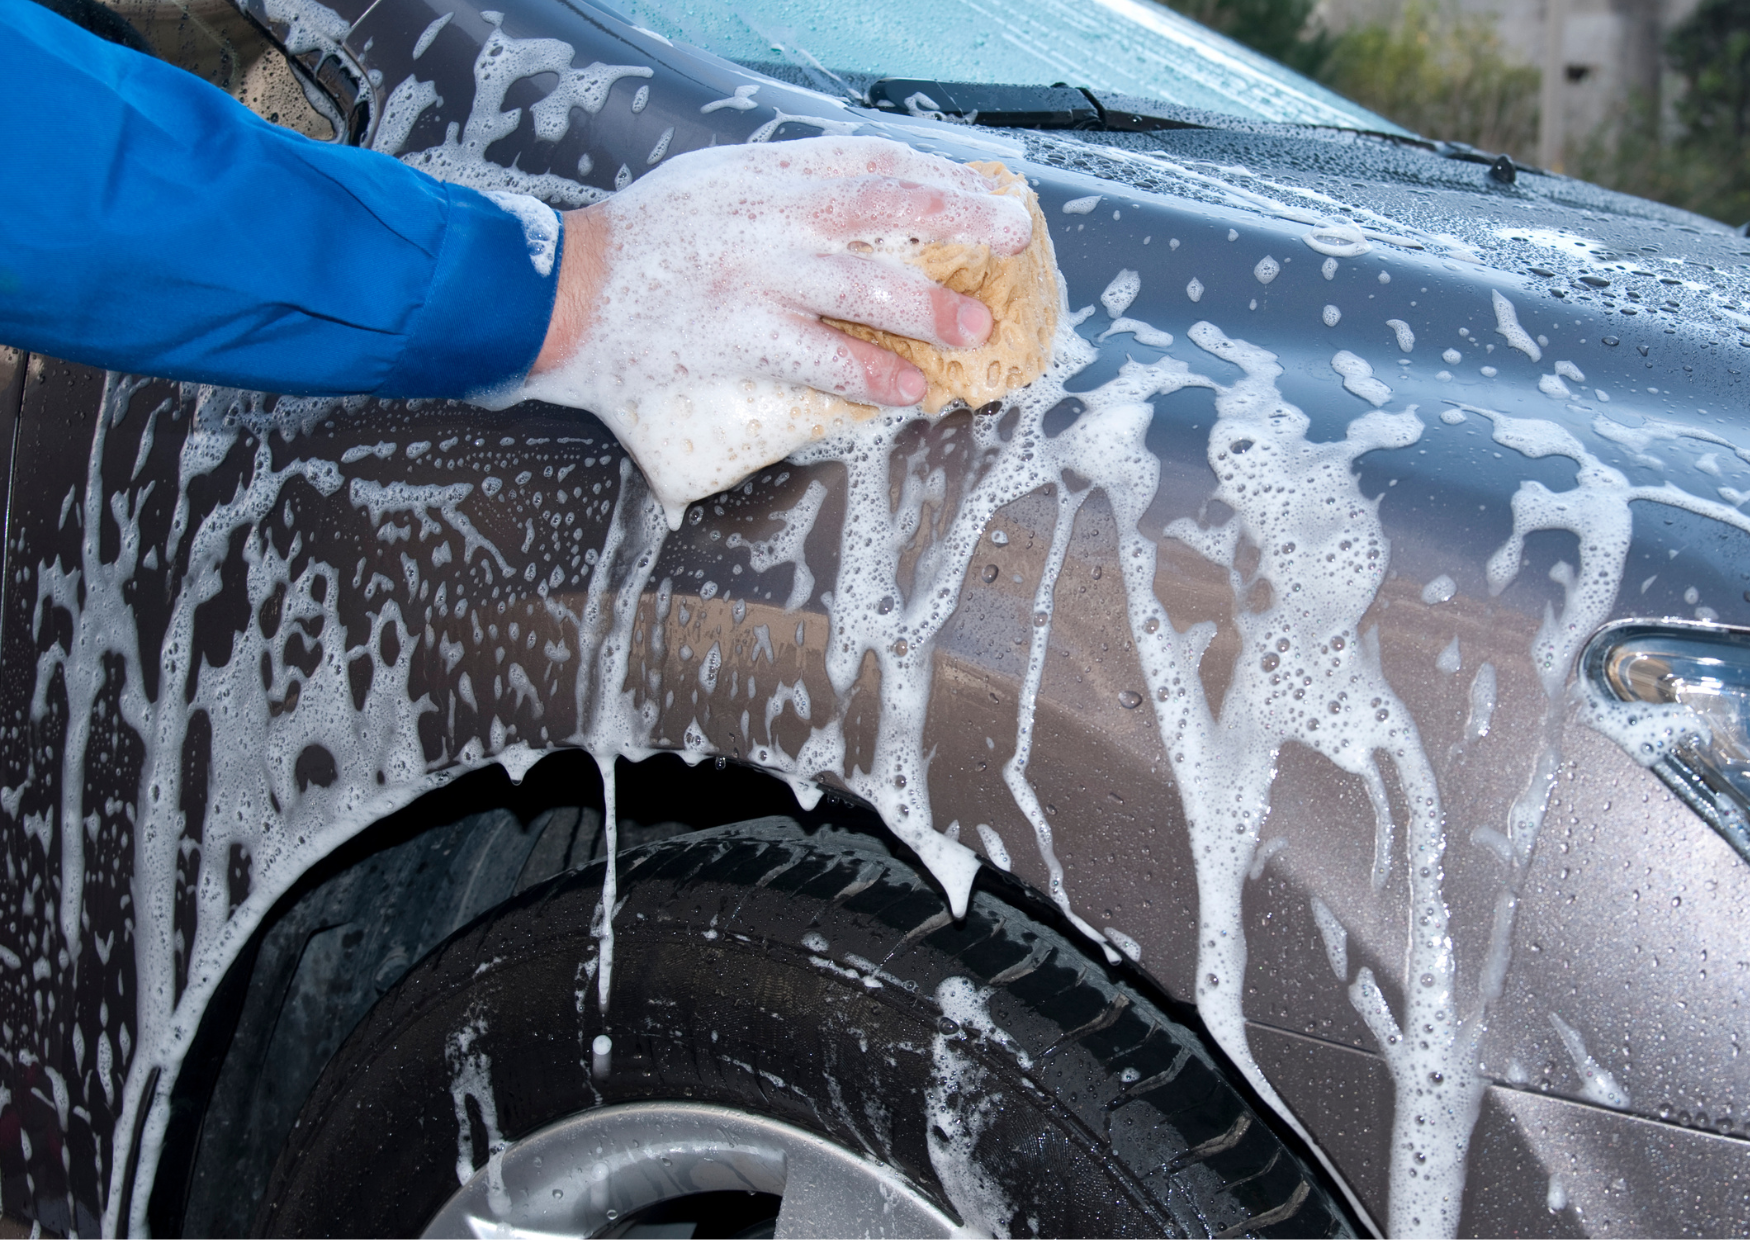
[529,136,1032,406]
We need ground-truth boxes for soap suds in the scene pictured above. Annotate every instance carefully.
[725,481,827,611]
[1420,573,1456,605]
[1490,290,1542,362]
[927,978,1022,1236]
[1548,1012,1631,1110]
[394,25,631,207]
[1331,350,1390,405]
[1309,897,1348,980]
[974,824,1011,871]
[447,1014,511,1217]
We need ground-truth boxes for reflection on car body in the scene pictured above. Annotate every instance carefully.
[3,0,1750,1234]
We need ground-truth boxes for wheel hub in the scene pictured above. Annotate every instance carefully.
[422,1100,961,1238]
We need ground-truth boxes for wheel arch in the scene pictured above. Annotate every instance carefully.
[149,748,1357,1237]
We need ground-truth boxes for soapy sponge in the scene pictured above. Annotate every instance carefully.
[825,162,1060,415]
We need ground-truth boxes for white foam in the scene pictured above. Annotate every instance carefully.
[974,823,1011,871]
[1102,927,1141,961]
[394,25,633,207]
[1548,1012,1631,1109]
[447,1015,511,1217]
[1146,325,1478,1235]
[1420,573,1456,605]
[725,481,826,611]
[1100,268,1141,317]
[1465,664,1497,739]
[1546,1174,1567,1212]
[1386,318,1415,352]
[1331,350,1390,405]
[1097,318,1174,348]
[701,84,761,113]
[412,11,451,58]
[478,191,560,277]
[1308,897,1348,979]
[1490,290,1542,362]
[1304,219,1370,257]
[928,978,1024,1236]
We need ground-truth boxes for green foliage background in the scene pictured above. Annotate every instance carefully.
[1167,0,1750,227]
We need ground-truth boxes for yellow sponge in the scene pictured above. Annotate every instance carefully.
[824,161,1059,415]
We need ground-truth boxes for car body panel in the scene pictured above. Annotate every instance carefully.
[3,0,1749,1233]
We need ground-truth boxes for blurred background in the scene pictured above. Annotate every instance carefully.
[1167,0,1750,226]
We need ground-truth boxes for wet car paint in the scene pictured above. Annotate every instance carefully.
[2,0,1750,1233]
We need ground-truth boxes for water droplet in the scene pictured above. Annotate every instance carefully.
[1276,638,1291,652]
[1118,690,1143,709]
[981,564,999,583]
[989,529,1009,546]
[1331,635,1345,651]
[892,639,910,657]
[552,1188,564,1199]
[1144,617,1160,633]
[1420,972,1436,987]
[938,1016,961,1035]
[877,595,895,614]
[1034,611,1049,627]
[1261,653,1280,671]
[1091,565,1102,580]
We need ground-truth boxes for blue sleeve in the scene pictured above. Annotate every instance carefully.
[0,0,560,398]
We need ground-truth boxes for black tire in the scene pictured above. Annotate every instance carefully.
[258,818,1352,1238]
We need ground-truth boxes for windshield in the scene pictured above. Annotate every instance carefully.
[612,0,1407,134]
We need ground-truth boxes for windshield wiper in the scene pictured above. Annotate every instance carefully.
[867,79,1098,128]
[864,77,1541,183]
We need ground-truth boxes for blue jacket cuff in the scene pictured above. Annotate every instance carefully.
[378,186,561,399]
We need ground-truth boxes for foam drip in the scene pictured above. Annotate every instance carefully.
[393,24,629,207]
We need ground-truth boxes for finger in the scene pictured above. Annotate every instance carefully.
[768,315,930,407]
[808,176,1032,254]
[784,253,993,347]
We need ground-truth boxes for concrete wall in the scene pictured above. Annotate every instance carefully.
[1310,0,1703,167]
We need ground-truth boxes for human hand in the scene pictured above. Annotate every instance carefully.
[518,136,1035,523]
